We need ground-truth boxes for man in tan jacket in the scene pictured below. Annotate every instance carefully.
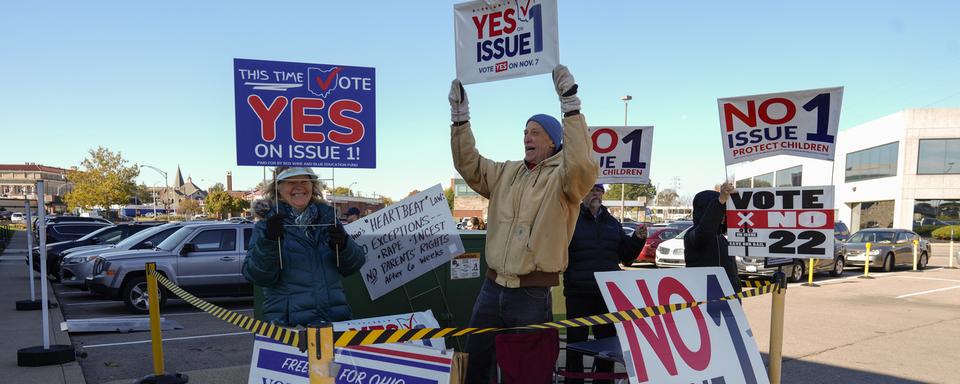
[448,65,598,383]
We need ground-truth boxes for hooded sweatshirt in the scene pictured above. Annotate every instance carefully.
[683,190,740,290]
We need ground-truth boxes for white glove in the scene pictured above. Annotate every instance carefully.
[553,65,580,114]
[448,79,470,123]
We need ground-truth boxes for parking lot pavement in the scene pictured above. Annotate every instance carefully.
[56,286,255,384]
[742,257,960,383]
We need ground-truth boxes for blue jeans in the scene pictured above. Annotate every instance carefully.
[466,278,553,384]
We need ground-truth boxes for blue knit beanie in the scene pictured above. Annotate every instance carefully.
[527,114,563,154]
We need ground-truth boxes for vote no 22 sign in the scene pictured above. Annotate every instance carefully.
[726,186,834,259]
[589,126,654,184]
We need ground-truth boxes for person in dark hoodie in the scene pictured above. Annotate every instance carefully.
[564,183,646,383]
[683,181,740,289]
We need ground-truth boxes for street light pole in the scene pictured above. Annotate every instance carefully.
[620,95,632,222]
[140,165,169,217]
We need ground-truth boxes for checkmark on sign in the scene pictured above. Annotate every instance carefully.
[307,66,342,97]
[517,0,532,20]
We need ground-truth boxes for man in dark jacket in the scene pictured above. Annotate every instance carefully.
[563,184,646,383]
[683,181,740,290]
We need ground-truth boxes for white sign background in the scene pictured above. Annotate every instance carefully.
[726,186,835,260]
[345,184,465,300]
[454,0,559,84]
[589,126,655,184]
[718,87,843,166]
[596,268,768,384]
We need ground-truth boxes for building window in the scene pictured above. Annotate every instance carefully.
[845,142,898,182]
[454,180,478,197]
[913,199,960,237]
[753,172,774,188]
[775,166,802,187]
[858,200,895,230]
[918,139,960,174]
[735,179,751,188]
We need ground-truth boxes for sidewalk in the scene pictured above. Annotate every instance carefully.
[0,229,86,384]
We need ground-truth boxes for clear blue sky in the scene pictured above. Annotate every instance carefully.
[2,1,958,201]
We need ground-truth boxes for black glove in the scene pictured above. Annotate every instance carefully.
[329,223,347,250]
[265,214,288,241]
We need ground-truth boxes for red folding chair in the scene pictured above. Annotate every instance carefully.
[495,329,560,384]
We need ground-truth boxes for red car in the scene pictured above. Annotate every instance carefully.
[635,226,683,264]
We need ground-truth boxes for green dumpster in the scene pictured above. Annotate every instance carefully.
[253,231,488,351]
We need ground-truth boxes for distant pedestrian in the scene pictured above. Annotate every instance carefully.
[345,207,361,223]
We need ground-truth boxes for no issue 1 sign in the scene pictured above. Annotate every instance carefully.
[589,126,654,184]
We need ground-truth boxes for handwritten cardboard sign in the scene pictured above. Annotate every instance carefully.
[345,184,465,300]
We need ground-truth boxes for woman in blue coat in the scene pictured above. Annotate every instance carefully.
[242,167,366,326]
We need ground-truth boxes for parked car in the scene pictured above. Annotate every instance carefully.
[635,227,682,264]
[60,222,185,288]
[33,215,113,236]
[666,220,694,231]
[88,222,254,313]
[844,229,931,272]
[11,212,25,222]
[0,210,13,221]
[32,222,163,280]
[834,221,851,242]
[737,222,851,283]
[655,228,689,268]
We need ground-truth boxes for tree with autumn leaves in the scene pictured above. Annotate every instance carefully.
[65,147,140,211]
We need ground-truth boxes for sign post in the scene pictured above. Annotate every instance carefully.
[17,181,77,367]
[16,199,42,311]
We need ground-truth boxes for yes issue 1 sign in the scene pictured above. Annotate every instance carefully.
[233,58,376,168]
[596,268,768,384]
[726,186,835,259]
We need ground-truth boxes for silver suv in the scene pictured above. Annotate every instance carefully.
[88,222,254,313]
[60,222,191,288]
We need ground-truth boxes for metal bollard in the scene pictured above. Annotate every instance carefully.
[768,271,788,384]
[859,242,874,279]
[912,239,919,272]
[308,324,335,384]
[135,263,187,384]
[803,258,819,287]
[950,227,957,269]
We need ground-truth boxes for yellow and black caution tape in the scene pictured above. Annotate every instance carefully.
[153,272,302,347]
[150,268,775,351]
